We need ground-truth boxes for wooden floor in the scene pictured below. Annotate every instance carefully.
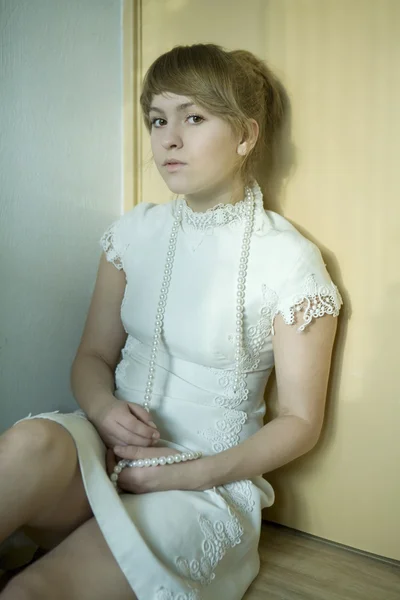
[1,522,399,598]
[245,521,400,600]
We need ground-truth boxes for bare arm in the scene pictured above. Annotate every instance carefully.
[70,254,127,419]
[70,253,159,447]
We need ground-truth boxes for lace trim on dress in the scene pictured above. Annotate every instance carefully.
[222,481,257,514]
[154,502,243,598]
[273,274,343,333]
[100,224,122,270]
[115,335,143,385]
[198,278,281,513]
[156,588,200,600]
[197,281,277,513]
[178,180,265,233]
[241,285,276,367]
[100,222,125,270]
[175,506,243,587]
[199,365,255,514]
[199,367,249,451]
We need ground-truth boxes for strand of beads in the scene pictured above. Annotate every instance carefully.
[142,186,255,411]
[233,186,255,394]
[110,451,202,489]
[142,184,256,411]
[142,203,183,414]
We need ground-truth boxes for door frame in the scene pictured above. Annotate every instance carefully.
[123,0,142,211]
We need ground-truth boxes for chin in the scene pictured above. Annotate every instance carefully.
[162,177,193,196]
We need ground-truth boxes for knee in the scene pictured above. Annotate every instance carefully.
[6,419,73,461]
[2,571,46,600]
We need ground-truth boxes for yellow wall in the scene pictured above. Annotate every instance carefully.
[133,0,400,560]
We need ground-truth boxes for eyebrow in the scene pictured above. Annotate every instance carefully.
[149,102,195,115]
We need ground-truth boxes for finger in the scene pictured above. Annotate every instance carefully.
[119,414,160,441]
[114,423,157,447]
[118,408,159,439]
[106,434,129,448]
[124,412,159,439]
[127,403,158,429]
[113,445,140,460]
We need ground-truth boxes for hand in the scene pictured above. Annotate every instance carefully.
[89,397,160,449]
[106,446,194,494]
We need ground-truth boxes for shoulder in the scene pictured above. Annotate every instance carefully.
[120,200,171,225]
[99,201,172,270]
[253,211,343,331]
[262,210,322,273]
[121,200,173,232]
[261,211,343,325]
[105,200,173,238]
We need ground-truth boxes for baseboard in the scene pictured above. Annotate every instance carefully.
[262,519,400,568]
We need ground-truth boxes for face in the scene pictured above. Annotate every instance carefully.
[149,92,244,203]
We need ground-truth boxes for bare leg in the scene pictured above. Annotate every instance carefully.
[1,518,137,600]
[0,419,92,549]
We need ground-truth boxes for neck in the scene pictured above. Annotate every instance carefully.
[183,178,246,213]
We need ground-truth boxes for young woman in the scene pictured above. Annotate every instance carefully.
[0,44,342,599]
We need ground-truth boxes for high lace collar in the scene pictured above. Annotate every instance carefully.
[176,180,265,232]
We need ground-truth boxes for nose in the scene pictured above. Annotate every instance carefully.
[161,126,183,150]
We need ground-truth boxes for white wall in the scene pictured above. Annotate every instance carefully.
[0,0,123,431]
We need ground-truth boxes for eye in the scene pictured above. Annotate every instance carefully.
[150,114,204,128]
[150,117,165,128]
[187,114,204,124]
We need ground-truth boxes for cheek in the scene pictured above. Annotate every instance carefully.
[194,130,234,158]
[150,135,158,156]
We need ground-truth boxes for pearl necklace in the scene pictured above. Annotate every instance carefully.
[110,183,256,489]
[144,183,256,411]
[111,451,202,489]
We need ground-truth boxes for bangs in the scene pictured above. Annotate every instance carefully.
[140,44,239,131]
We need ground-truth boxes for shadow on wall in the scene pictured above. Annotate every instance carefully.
[256,78,298,216]
[253,74,352,528]
[262,239,350,529]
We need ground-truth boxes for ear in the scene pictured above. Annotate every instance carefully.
[237,119,259,156]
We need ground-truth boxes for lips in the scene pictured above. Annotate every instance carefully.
[163,160,186,166]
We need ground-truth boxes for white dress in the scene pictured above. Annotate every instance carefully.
[16,181,342,599]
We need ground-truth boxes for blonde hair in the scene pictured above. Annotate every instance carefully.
[140,43,294,208]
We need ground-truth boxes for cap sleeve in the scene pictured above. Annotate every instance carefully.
[100,220,124,270]
[99,205,142,271]
[272,239,343,333]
